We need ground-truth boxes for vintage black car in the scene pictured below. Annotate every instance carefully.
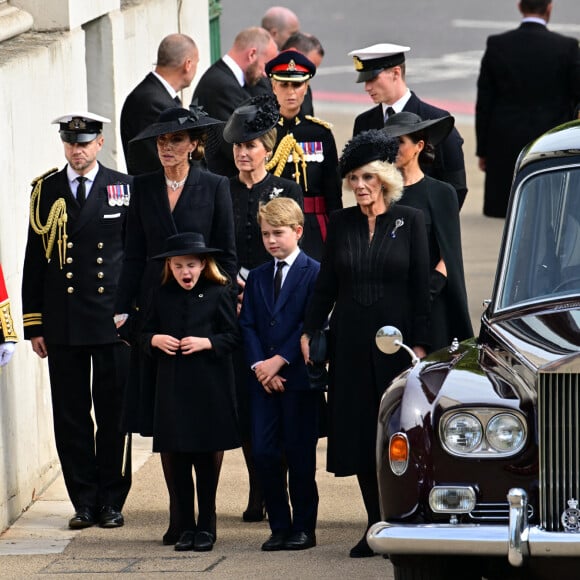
[368,120,580,580]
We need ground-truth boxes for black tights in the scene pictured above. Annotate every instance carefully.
[356,470,381,530]
[161,451,219,536]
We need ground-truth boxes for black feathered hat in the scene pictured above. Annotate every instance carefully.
[223,94,280,144]
[339,130,399,177]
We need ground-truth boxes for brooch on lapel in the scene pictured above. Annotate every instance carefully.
[390,218,404,239]
[269,186,284,200]
[107,184,131,206]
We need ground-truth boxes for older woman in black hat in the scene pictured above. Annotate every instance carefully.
[114,106,237,546]
[141,232,240,552]
[301,130,431,558]
[222,93,303,522]
[265,49,342,261]
[383,112,473,351]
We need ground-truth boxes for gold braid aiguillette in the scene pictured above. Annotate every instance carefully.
[29,168,68,269]
[266,134,308,191]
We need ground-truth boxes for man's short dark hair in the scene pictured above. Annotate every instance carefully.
[281,32,324,58]
[520,0,552,14]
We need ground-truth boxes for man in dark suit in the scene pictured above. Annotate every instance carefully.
[476,0,580,217]
[192,27,278,177]
[350,44,468,209]
[120,33,199,175]
[239,198,320,552]
[261,6,300,50]
[22,113,133,530]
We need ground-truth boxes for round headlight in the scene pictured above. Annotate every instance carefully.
[486,413,526,453]
[443,413,483,453]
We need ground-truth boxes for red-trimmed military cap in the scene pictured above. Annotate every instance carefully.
[266,49,316,82]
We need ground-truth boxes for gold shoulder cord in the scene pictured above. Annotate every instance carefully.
[266,134,309,192]
[29,168,68,269]
[304,115,333,130]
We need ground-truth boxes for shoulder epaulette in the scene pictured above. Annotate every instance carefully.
[305,115,333,130]
[30,167,58,187]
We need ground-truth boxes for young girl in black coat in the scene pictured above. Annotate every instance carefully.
[141,232,240,552]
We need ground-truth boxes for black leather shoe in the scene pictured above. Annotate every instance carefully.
[99,506,124,528]
[193,530,215,552]
[349,535,375,558]
[261,531,288,551]
[174,530,196,551]
[242,504,266,522]
[284,531,316,550]
[162,530,181,546]
[69,507,96,529]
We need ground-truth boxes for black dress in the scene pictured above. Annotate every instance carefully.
[398,176,473,351]
[269,112,342,261]
[303,205,430,476]
[140,278,240,453]
[229,173,303,272]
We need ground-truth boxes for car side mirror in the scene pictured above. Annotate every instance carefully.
[375,325,419,366]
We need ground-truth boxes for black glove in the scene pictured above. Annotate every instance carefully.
[429,270,447,302]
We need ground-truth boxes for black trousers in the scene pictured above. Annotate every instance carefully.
[46,342,131,511]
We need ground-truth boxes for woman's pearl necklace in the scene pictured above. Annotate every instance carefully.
[165,176,187,191]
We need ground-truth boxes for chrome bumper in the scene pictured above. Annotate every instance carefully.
[367,488,580,567]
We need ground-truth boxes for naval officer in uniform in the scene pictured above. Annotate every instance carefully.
[22,112,133,529]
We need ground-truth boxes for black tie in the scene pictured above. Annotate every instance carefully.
[76,176,87,207]
[274,261,286,301]
[384,106,395,126]
[174,94,182,106]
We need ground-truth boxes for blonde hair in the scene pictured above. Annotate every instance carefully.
[257,197,304,229]
[258,126,277,153]
[162,254,229,286]
[349,160,404,205]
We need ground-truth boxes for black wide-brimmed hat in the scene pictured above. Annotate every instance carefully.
[130,104,223,143]
[153,232,222,260]
[339,130,399,177]
[383,112,455,146]
[223,94,280,144]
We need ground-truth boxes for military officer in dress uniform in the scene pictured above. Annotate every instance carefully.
[265,50,342,262]
[0,263,17,366]
[21,112,133,530]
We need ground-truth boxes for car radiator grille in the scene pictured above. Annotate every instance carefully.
[538,372,580,531]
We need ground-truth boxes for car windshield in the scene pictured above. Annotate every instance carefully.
[498,166,580,311]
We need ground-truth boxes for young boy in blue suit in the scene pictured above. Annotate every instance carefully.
[239,197,320,551]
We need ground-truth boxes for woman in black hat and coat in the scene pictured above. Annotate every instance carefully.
[222,93,303,522]
[141,232,240,552]
[383,112,473,351]
[114,106,237,545]
[301,130,431,558]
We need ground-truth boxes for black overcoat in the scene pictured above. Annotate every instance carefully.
[398,176,473,351]
[192,59,253,178]
[475,22,580,217]
[353,92,468,209]
[303,205,430,476]
[141,278,240,453]
[120,72,178,176]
